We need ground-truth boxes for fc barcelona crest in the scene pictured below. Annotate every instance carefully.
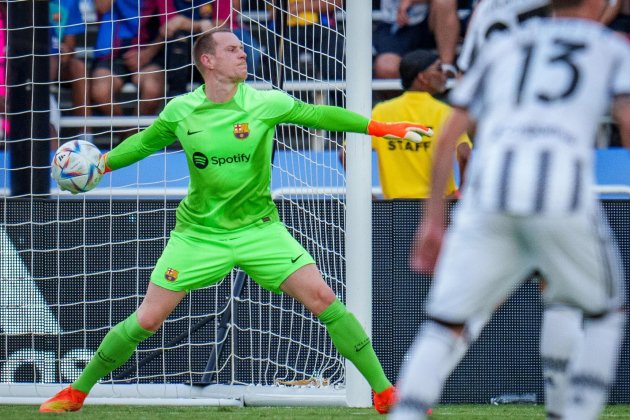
[233,123,250,140]
[165,267,179,282]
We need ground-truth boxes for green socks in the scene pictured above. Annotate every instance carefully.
[73,303,390,394]
[73,312,154,393]
[318,299,392,393]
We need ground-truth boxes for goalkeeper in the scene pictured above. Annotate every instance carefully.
[40,28,431,415]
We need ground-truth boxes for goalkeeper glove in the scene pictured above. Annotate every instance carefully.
[98,153,112,174]
[367,120,433,143]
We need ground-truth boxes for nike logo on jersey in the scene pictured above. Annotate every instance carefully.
[291,253,305,264]
[187,129,203,135]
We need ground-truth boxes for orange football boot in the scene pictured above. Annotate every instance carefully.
[373,385,397,414]
[373,385,434,415]
[39,385,87,413]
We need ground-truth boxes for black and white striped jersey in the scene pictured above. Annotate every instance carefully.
[457,0,550,72]
[451,18,630,216]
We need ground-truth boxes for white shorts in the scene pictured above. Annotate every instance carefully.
[427,206,624,327]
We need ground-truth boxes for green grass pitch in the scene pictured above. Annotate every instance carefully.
[3,405,630,419]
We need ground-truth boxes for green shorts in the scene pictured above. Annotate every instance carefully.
[150,221,315,293]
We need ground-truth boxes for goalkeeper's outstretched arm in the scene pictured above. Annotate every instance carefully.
[102,117,177,172]
[279,101,433,142]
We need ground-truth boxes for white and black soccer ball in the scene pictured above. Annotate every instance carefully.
[51,140,104,194]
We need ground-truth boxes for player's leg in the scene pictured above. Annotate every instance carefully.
[73,283,186,392]
[236,221,394,413]
[563,308,625,420]
[392,212,531,419]
[280,265,392,388]
[280,265,398,413]
[534,212,625,419]
[40,230,235,413]
[538,278,583,419]
[39,283,186,413]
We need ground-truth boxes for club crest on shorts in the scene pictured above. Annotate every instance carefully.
[233,123,250,140]
[165,267,179,282]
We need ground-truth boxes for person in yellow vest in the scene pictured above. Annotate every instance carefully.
[371,49,472,199]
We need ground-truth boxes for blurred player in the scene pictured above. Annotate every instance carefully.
[458,1,588,418]
[391,0,630,418]
[39,28,432,414]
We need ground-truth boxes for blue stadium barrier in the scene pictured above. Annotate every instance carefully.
[594,148,630,185]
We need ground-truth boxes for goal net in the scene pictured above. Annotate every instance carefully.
[0,0,371,406]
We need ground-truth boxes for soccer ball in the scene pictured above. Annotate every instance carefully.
[51,140,104,194]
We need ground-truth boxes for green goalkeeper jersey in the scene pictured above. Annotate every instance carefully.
[106,83,370,233]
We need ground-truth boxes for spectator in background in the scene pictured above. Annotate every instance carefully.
[340,50,471,199]
[373,0,466,84]
[602,0,630,39]
[163,0,262,97]
[50,0,92,143]
[282,0,344,105]
[90,0,167,122]
[277,0,345,146]
[373,50,470,198]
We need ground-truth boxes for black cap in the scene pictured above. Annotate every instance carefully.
[400,49,439,90]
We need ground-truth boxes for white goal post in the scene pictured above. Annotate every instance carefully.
[0,0,374,408]
[343,0,372,408]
